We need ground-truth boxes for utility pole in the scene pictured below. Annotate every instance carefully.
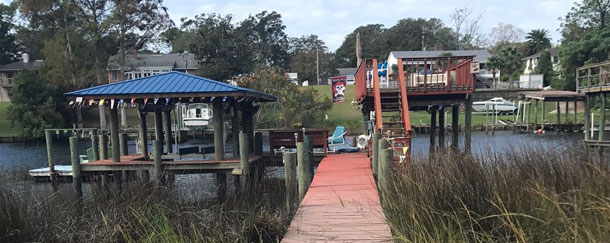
[316,47,320,85]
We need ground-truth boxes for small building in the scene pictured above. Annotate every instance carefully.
[522,48,560,75]
[0,54,43,102]
[336,68,357,85]
[106,53,198,83]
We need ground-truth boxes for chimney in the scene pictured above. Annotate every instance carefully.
[22,53,29,63]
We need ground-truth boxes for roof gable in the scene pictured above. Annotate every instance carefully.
[65,71,276,102]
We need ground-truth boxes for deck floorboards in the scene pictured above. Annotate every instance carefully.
[282,153,392,242]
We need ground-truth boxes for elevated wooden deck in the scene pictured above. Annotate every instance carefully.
[282,153,392,242]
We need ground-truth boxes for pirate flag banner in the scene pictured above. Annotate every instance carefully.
[330,76,347,104]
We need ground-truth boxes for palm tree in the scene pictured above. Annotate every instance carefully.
[486,56,502,88]
[499,46,523,82]
[525,29,551,55]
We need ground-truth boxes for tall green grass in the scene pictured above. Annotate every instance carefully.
[382,148,610,242]
[0,177,291,242]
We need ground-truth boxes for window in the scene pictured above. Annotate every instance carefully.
[553,56,558,64]
[111,71,118,81]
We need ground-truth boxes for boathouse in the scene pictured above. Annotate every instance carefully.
[59,71,276,193]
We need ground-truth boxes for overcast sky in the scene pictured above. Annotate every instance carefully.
[3,0,576,51]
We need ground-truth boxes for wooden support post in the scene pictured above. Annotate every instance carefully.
[239,132,250,187]
[138,110,149,160]
[70,137,82,197]
[213,100,225,161]
[304,135,314,183]
[45,130,55,175]
[526,101,530,133]
[352,136,358,147]
[600,93,606,141]
[99,134,108,160]
[297,141,312,201]
[109,106,120,162]
[556,101,561,131]
[247,115,254,154]
[283,152,297,211]
[465,95,473,154]
[153,140,163,183]
[377,139,392,195]
[452,105,459,149]
[485,104,490,134]
[541,101,546,131]
[216,173,227,201]
[534,100,539,129]
[119,133,128,156]
[90,129,99,161]
[574,100,578,125]
[429,108,437,155]
[163,110,173,154]
[438,107,445,148]
[232,101,240,157]
[154,110,163,149]
[255,132,263,156]
[585,96,591,140]
[565,101,569,125]
[371,133,381,178]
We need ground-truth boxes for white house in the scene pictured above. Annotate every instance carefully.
[522,48,560,75]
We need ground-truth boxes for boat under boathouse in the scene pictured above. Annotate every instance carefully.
[59,71,276,192]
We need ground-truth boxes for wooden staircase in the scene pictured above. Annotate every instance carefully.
[372,59,412,163]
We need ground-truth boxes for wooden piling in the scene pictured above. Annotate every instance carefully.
[213,100,224,161]
[565,101,569,125]
[163,110,173,153]
[109,106,120,162]
[283,152,297,211]
[377,139,392,195]
[232,101,240,157]
[254,132,263,156]
[574,100,578,125]
[99,134,108,160]
[154,109,164,147]
[526,101,530,133]
[452,105,459,149]
[541,101,546,131]
[138,110,149,160]
[585,96,591,140]
[438,107,445,148]
[352,136,358,147]
[45,130,55,176]
[371,133,381,178]
[70,137,82,196]
[239,132,250,187]
[430,108,437,155]
[90,129,99,161]
[297,142,311,201]
[304,135,314,182]
[556,102,561,131]
[600,93,606,141]
[119,133,128,156]
[534,100,539,129]
[153,140,163,183]
[465,95,473,154]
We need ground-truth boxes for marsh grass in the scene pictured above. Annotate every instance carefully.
[383,147,610,242]
[0,176,291,242]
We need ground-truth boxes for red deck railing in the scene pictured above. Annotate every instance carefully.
[354,56,475,102]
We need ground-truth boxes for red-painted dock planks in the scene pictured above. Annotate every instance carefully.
[282,153,393,242]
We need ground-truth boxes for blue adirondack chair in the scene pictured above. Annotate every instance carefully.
[328,126,347,145]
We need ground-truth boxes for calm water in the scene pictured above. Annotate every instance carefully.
[0,131,581,199]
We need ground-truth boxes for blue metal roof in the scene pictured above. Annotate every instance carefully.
[65,71,276,102]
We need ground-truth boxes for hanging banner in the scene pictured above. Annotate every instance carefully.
[330,76,347,103]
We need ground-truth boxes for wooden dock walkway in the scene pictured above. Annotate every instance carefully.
[282,153,392,242]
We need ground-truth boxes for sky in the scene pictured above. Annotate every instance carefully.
[2,0,576,51]
[165,0,576,50]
